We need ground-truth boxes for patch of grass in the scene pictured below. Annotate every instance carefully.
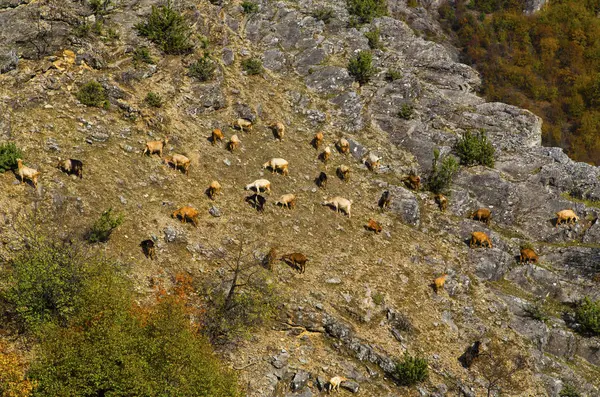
[313,7,334,23]
[574,297,600,336]
[427,148,460,195]
[386,69,402,81]
[132,46,155,65]
[76,81,109,109]
[398,103,414,120]
[407,0,418,7]
[560,192,600,209]
[347,0,387,25]
[87,208,123,243]
[393,353,428,386]
[145,92,163,108]
[241,1,259,14]
[0,142,22,173]
[559,384,582,397]
[74,22,91,38]
[135,2,193,55]
[524,300,550,323]
[372,292,385,305]
[454,130,495,167]
[242,57,263,75]
[365,28,383,49]
[348,50,376,85]
[189,54,216,81]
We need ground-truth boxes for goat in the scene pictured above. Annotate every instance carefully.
[206,180,221,200]
[280,253,308,274]
[140,239,156,260]
[365,218,382,233]
[56,158,83,179]
[519,247,538,264]
[336,138,350,154]
[556,209,579,227]
[244,179,271,194]
[365,152,381,171]
[322,196,352,218]
[434,194,447,211]
[234,118,253,132]
[211,128,224,145]
[459,341,481,369]
[434,274,448,293]
[319,146,331,163]
[336,165,350,181]
[472,208,491,225]
[142,137,168,157]
[311,131,324,149]
[227,134,241,152]
[326,376,347,393]
[275,193,296,209]
[403,174,420,190]
[246,193,266,212]
[171,206,199,227]
[316,172,327,188]
[270,121,285,140]
[16,159,40,188]
[263,158,289,176]
[164,154,191,175]
[378,190,392,210]
[470,231,492,248]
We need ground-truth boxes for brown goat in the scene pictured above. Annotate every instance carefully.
[227,134,241,152]
[435,194,447,212]
[171,206,199,227]
[519,248,538,264]
[16,159,40,188]
[404,174,421,191]
[336,138,350,154]
[206,180,221,200]
[275,193,296,209]
[434,274,448,293]
[211,129,224,145]
[143,137,168,157]
[472,208,491,225]
[140,239,156,260]
[264,247,278,271]
[280,253,308,274]
[470,231,492,248]
[336,165,350,181]
[365,218,383,234]
[311,132,324,149]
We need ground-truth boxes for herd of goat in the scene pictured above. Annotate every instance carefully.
[12,118,581,279]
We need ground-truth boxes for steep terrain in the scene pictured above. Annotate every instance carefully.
[0,0,599,396]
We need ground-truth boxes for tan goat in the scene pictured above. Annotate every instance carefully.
[244,179,271,194]
[327,376,347,393]
[434,274,448,293]
[270,121,285,140]
[470,231,492,248]
[211,129,224,145]
[435,194,447,211]
[164,154,191,175]
[336,138,350,154]
[207,180,222,200]
[234,118,253,132]
[322,196,352,218]
[319,146,331,163]
[312,131,324,149]
[227,134,241,152]
[404,174,420,190]
[365,152,382,171]
[556,209,579,227]
[263,158,289,176]
[275,193,296,209]
[171,206,199,227]
[16,159,40,188]
[337,165,350,181]
[142,137,168,157]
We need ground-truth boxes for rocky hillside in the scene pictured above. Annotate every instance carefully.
[0,0,599,396]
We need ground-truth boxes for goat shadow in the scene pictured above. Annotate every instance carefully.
[13,172,37,189]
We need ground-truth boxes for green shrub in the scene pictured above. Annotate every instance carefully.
[347,0,387,25]
[0,143,22,173]
[454,130,495,167]
[189,54,216,81]
[89,0,112,15]
[132,46,155,65]
[241,1,259,14]
[398,103,414,119]
[135,2,193,55]
[393,353,429,386]
[74,22,91,38]
[76,81,109,108]
[313,7,334,23]
[407,0,418,7]
[386,69,402,81]
[145,92,163,107]
[559,384,581,397]
[365,28,382,49]
[87,208,123,243]
[574,297,600,336]
[348,50,376,85]
[242,57,263,75]
[524,301,549,322]
[428,148,460,194]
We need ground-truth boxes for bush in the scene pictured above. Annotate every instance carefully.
[135,2,193,55]
[89,0,112,15]
[454,130,495,167]
[0,143,22,173]
[365,28,382,49]
[189,54,216,81]
[241,1,259,14]
[386,69,402,82]
[347,0,387,25]
[560,384,581,397]
[348,50,376,85]
[0,341,37,397]
[87,208,123,243]
[132,46,155,65]
[398,103,414,119]
[145,92,163,107]
[76,81,109,109]
[574,297,600,336]
[241,57,263,75]
[393,353,428,386]
[313,7,334,23]
[428,148,460,194]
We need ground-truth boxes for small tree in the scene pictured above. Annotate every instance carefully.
[574,297,600,336]
[348,50,376,85]
[132,46,155,66]
[398,103,414,119]
[76,81,109,108]
[428,148,460,194]
[0,143,22,173]
[454,130,495,167]
[87,208,123,243]
[559,384,581,397]
[365,28,382,49]
[241,1,259,13]
[189,54,216,81]
[241,57,263,75]
[135,1,193,55]
[347,0,387,25]
[393,353,428,386]
[145,92,163,108]
[476,340,529,397]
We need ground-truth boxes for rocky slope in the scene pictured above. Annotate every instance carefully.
[0,0,599,396]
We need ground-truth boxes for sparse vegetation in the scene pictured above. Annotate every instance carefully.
[74,21,91,38]
[393,353,428,386]
[454,130,495,167]
[145,92,163,107]
[476,339,529,397]
[559,384,581,397]
[242,57,263,75]
[241,1,259,14]
[372,292,385,305]
[574,297,600,336]
[348,50,376,85]
[0,143,22,173]
[313,7,334,23]
[76,81,109,109]
[428,148,460,195]
[407,0,418,7]
[87,208,123,243]
[89,0,112,15]
[189,54,216,81]
[132,46,155,65]
[365,28,382,49]
[386,69,402,81]
[135,2,193,55]
[398,103,414,119]
[524,301,550,322]
[347,0,388,25]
